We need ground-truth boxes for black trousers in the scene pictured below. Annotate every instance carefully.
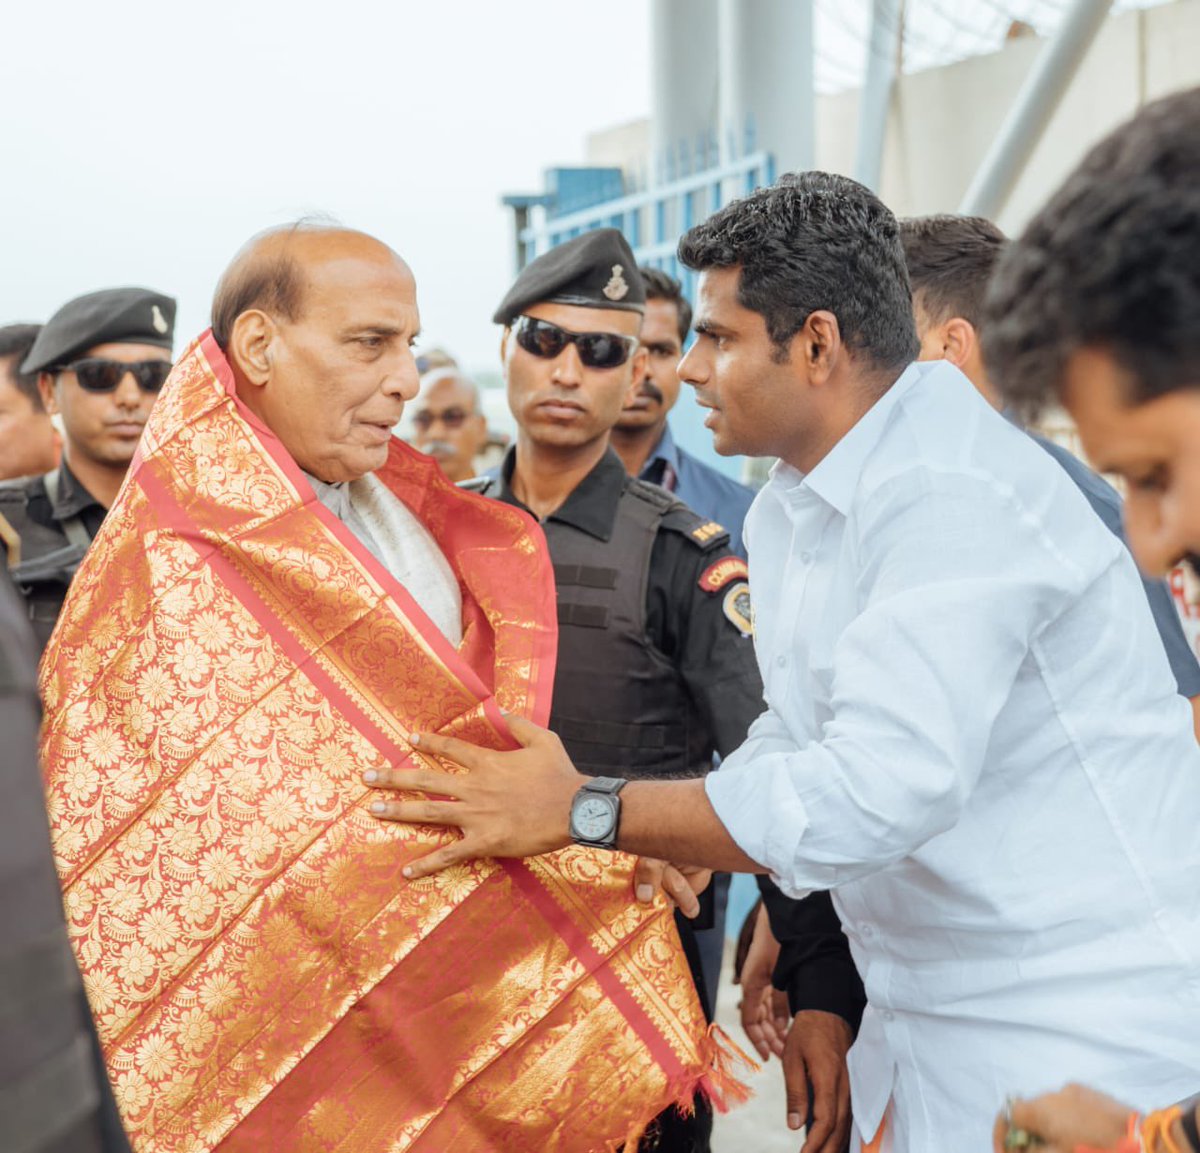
[638,1093,714,1153]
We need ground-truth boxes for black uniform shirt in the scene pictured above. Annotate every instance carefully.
[11,461,107,544]
[489,447,765,759]
[0,461,107,560]
[0,462,106,649]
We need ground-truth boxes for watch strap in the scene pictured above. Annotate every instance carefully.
[581,775,627,796]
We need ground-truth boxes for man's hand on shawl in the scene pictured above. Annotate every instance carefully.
[634,858,712,919]
[365,714,584,874]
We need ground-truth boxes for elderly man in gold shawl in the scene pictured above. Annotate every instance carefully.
[40,224,734,1153]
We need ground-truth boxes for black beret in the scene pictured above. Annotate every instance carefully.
[20,287,177,374]
[493,229,645,325]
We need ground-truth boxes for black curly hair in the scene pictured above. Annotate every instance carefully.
[983,86,1200,418]
[677,171,919,372]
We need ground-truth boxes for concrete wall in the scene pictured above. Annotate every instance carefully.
[591,0,1200,231]
[821,0,1200,232]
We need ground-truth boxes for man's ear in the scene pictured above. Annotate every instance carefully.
[37,372,59,416]
[499,327,511,366]
[793,310,842,387]
[229,311,276,387]
[940,317,979,370]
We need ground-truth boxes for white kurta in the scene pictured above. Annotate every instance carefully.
[705,361,1200,1152]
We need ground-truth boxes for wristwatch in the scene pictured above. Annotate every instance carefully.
[568,776,627,849]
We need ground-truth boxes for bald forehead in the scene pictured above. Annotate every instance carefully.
[250,228,410,283]
[212,223,418,349]
[420,371,479,409]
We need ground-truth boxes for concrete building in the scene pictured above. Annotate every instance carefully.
[502,0,1200,483]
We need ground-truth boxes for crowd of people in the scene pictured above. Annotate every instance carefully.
[1,85,1198,1153]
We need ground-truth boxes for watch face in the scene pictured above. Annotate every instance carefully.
[572,795,615,841]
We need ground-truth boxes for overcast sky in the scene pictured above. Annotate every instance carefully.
[1,0,652,373]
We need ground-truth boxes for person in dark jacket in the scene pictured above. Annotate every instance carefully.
[0,560,131,1153]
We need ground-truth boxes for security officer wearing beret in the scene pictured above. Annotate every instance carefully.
[0,287,175,649]
[472,229,764,1153]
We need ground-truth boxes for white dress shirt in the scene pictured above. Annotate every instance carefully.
[706,361,1200,1152]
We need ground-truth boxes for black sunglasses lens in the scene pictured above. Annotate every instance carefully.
[517,319,629,369]
[70,359,169,393]
[517,319,568,360]
[134,361,171,392]
[576,334,629,369]
[73,360,124,392]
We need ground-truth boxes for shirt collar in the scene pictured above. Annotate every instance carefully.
[50,460,105,522]
[303,471,352,521]
[645,423,681,473]
[780,361,922,516]
[499,445,626,542]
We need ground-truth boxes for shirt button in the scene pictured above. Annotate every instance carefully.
[861,923,874,938]
[881,1010,895,1022]
[776,654,787,668]
[800,551,813,564]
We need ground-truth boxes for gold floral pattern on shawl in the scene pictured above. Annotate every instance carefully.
[41,333,719,1153]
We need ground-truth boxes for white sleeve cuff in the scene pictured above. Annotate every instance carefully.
[704,758,827,899]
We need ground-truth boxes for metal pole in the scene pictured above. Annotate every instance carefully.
[512,205,529,272]
[796,0,816,173]
[959,0,1113,218]
[717,0,744,168]
[855,0,903,191]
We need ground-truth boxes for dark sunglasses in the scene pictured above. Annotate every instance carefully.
[412,406,471,431]
[55,357,171,394]
[513,315,638,370]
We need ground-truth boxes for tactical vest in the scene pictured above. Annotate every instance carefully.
[0,472,91,651]
[544,479,717,780]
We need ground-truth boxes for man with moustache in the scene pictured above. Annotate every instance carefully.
[0,288,175,649]
[469,229,764,1152]
[409,367,489,483]
[610,268,755,556]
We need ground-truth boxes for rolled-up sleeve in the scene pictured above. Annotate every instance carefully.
[705,471,1089,897]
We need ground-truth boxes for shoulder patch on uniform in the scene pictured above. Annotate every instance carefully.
[691,520,725,544]
[698,555,749,594]
[657,504,731,552]
[722,582,753,636]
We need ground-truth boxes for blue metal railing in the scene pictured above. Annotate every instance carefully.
[516,150,777,296]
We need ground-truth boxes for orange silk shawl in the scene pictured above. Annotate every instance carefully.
[40,332,729,1153]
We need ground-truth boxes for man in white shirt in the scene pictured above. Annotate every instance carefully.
[365,173,1200,1153]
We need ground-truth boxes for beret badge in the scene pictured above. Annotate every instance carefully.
[603,265,629,302]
